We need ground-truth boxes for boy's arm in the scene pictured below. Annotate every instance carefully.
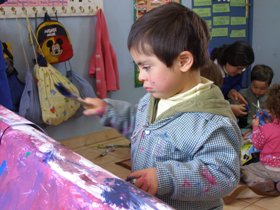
[251,124,267,150]
[230,88,248,117]
[226,75,247,104]
[83,98,137,139]
[156,120,241,201]
[100,98,137,139]
[228,89,247,104]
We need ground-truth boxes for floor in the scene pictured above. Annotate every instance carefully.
[61,128,280,210]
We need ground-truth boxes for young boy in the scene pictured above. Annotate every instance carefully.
[238,64,274,128]
[83,3,241,210]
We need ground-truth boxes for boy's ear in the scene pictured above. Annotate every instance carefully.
[178,51,193,72]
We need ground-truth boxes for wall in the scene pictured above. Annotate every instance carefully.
[1,0,279,140]
[252,0,280,83]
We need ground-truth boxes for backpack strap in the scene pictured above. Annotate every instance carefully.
[64,61,73,78]
[2,42,13,61]
[44,12,52,21]
[25,13,45,62]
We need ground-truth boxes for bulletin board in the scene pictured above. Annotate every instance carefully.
[0,0,103,19]
[192,0,250,43]
[192,0,253,87]
[133,0,181,87]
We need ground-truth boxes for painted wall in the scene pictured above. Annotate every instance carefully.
[0,0,279,140]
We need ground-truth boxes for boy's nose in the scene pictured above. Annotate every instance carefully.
[255,91,262,97]
[138,70,146,82]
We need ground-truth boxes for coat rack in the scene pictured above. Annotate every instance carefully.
[0,0,103,19]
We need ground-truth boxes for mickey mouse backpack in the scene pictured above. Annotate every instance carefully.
[36,12,73,64]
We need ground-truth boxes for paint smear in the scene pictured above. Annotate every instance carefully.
[0,160,7,176]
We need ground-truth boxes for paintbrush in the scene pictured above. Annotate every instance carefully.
[54,82,90,106]
[125,176,137,184]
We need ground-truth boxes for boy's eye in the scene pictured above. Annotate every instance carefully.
[135,63,151,72]
[141,65,151,71]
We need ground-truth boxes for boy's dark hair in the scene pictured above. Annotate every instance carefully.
[251,64,274,85]
[265,84,280,120]
[127,2,210,69]
[210,41,254,67]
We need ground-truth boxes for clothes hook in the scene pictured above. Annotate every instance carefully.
[52,6,57,13]
[62,6,67,14]
[11,7,17,15]
[0,7,5,15]
[88,6,94,13]
[22,7,27,15]
[71,6,76,13]
[32,7,37,14]
[79,6,84,13]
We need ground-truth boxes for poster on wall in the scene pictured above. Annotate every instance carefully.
[192,0,250,45]
[133,0,181,87]
[192,0,252,88]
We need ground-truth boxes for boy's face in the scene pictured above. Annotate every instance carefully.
[250,80,269,97]
[130,49,191,99]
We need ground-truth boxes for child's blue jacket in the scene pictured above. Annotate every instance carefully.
[101,84,241,210]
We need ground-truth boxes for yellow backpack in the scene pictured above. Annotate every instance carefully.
[36,12,73,64]
[34,60,80,125]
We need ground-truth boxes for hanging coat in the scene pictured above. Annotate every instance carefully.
[1,42,25,112]
[89,9,119,98]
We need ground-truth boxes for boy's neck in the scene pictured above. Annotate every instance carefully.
[181,70,201,93]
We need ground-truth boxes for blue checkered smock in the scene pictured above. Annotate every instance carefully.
[102,90,241,210]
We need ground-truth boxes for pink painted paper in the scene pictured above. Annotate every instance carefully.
[0,105,173,210]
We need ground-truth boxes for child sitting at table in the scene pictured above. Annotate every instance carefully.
[238,64,274,128]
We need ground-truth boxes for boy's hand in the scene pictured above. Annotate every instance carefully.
[228,89,248,105]
[82,98,107,116]
[128,168,158,195]
[252,116,260,127]
[231,104,248,117]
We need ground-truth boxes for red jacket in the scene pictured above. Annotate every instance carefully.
[252,120,280,167]
[89,9,119,98]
